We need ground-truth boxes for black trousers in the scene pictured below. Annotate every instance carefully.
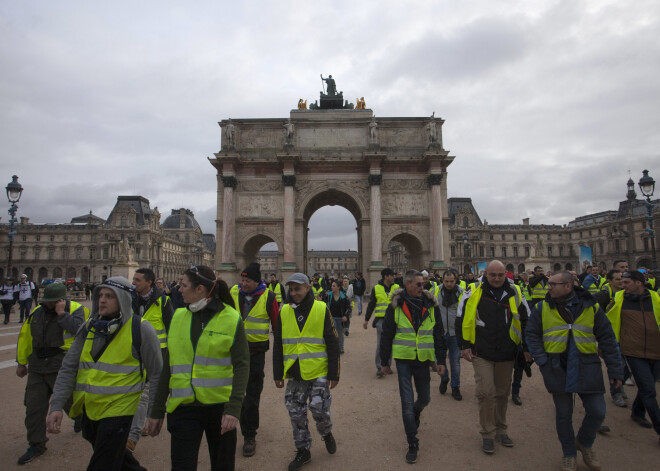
[81,412,145,471]
[240,351,265,439]
[167,404,236,471]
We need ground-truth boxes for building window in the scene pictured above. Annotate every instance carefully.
[36,235,40,242]
[513,246,518,257]
[615,239,620,252]
[525,234,529,240]
[104,234,109,241]
[75,247,82,259]
[21,235,26,242]
[598,228,602,235]
[501,234,506,240]
[78,235,82,242]
[580,231,583,238]
[548,246,553,256]
[137,234,141,241]
[50,235,54,241]
[479,246,484,257]
[103,248,109,259]
[547,234,551,240]
[599,241,604,254]
[513,234,517,241]
[120,215,127,227]
[559,246,564,256]
[20,250,26,260]
[463,216,469,227]
[502,247,507,258]
[61,247,68,259]
[89,247,96,260]
[490,247,495,258]
[525,246,530,257]
[34,247,41,259]
[48,248,54,260]
[63,235,68,241]
[559,233,562,239]
[589,230,592,236]
[450,246,455,257]
[644,238,649,250]
[450,233,454,240]
[490,234,494,240]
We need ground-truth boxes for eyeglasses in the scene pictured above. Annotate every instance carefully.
[547,281,570,288]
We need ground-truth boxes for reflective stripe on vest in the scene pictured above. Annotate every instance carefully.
[532,280,549,299]
[166,306,240,413]
[392,305,436,362]
[541,301,598,354]
[374,283,399,318]
[70,316,145,421]
[269,283,283,303]
[462,282,522,345]
[606,289,660,342]
[281,300,328,380]
[142,296,169,349]
[62,301,90,350]
[312,286,324,298]
[231,285,270,342]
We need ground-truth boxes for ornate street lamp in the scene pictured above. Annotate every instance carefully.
[638,169,657,270]
[5,175,23,280]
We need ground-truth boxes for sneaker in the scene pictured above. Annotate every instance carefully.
[377,369,384,378]
[439,377,449,395]
[322,432,336,454]
[344,329,349,336]
[632,415,652,429]
[141,427,149,437]
[340,349,345,354]
[405,444,418,464]
[288,448,311,471]
[73,416,82,433]
[18,445,46,465]
[451,387,462,401]
[560,456,577,471]
[243,438,256,457]
[496,433,514,447]
[482,438,495,455]
[621,390,628,399]
[126,439,136,452]
[597,425,610,434]
[575,440,601,471]
[611,393,627,408]
[512,394,522,406]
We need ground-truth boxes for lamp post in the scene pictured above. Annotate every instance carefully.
[463,233,471,274]
[5,175,24,280]
[638,169,657,270]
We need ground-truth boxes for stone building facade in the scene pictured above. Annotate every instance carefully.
[0,196,215,283]
[257,250,360,277]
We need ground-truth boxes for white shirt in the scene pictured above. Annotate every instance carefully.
[1,284,16,301]
[18,281,35,301]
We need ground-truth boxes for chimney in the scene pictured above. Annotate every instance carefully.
[522,218,529,226]
[20,217,30,225]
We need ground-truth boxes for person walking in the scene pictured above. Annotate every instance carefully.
[341,276,354,336]
[46,277,162,471]
[352,272,366,316]
[229,263,279,457]
[363,268,400,378]
[146,265,250,471]
[15,282,87,465]
[17,274,39,323]
[273,273,340,471]
[605,270,660,443]
[455,260,529,455]
[327,280,351,354]
[526,271,623,471]
[126,268,174,452]
[2,276,17,324]
[379,270,446,463]
[268,273,286,308]
[437,270,464,400]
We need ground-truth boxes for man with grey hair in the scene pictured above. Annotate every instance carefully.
[380,270,447,464]
[456,260,530,455]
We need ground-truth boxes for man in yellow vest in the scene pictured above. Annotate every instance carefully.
[526,271,622,471]
[529,265,549,307]
[15,282,86,465]
[455,260,530,455]
[230,262,279,457]
[269,272,286,307]
[127,268,173,451]
[273,273,340,471]
[46,277,162,471]
[379,270,446,464]
[606,270,660,440]
[363,267,400,377]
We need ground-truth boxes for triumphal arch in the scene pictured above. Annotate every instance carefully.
[209,80,455,287]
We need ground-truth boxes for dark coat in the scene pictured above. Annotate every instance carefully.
[525,287,623,394]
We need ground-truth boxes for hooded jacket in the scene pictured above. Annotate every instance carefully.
[526,287,622,394]
[49,277,163,415]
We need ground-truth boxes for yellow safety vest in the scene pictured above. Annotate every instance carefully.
[16,301,89,365]
[606,290,660,342]
[231,285,270,343]
[281,300,328,380]
[586,277,601,295]
[269,282,283,303]
[392,304,436,362]
[70,316,146,420]
[462,282,522,345]
[374,283,399,318]
[517,281,532,301]
[532,279,549,300]
[459,280,467,290]
[541,301,598,354]
[312,285,324,299]
[142,295,169,349]
[166,306,240,413]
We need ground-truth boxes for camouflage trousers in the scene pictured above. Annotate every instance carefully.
[284,376,332,450]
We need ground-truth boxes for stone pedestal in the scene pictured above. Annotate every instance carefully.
[525,257,552,272]
[112,261,139,282]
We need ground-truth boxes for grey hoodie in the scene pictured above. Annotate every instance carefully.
[50,276,162,416]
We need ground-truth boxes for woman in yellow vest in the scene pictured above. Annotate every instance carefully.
[146,265,249,471]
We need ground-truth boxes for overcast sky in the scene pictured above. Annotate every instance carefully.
[2,1,659,251]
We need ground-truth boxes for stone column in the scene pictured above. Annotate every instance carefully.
[282,175,296,269]
[220,175,237,269]
[428,173,445,266]
[369,173,383,267]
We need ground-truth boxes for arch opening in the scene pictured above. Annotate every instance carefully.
[387,233,424,274]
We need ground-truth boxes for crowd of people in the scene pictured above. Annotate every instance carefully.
[9,259,660,471]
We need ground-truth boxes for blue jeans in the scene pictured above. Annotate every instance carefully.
[440,334,461,388]
[355,295,363,314]
[395,359,431,446]
[551,392,605,457]
[626,355,660,435]
[332,317,344,352]
[19,299,33,321]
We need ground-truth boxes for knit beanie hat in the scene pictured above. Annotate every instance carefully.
[241,263,261,282]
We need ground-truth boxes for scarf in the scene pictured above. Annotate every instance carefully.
[240,280,268,298]
[442,286,459,307]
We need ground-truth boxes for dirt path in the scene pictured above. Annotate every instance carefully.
[0,304,658,470]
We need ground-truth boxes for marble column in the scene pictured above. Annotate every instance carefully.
[369,173,383,265]
[282,175,296,267]
[221,176,237,265]
[428,173,444,262]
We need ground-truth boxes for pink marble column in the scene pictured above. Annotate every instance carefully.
[431,180,444,260]
[221,176,236,264]
[370,176,382,263]
[283,183,295,263]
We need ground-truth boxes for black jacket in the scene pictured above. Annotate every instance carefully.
[456,279,529,362]
[380,288,447,367]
